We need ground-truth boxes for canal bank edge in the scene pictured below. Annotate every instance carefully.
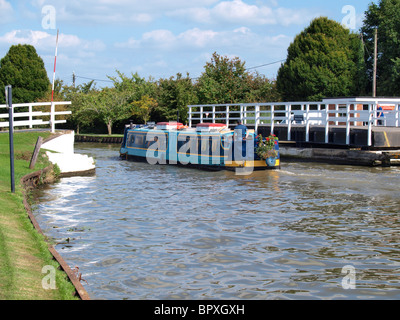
[75,134,123,144]
[20,166,90,300]
[279,146,400,166]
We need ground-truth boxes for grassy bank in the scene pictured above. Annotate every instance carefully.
[0,131,78,300]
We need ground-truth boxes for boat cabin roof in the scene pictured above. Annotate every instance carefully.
[196,123,227,128]
[126,122,232,134]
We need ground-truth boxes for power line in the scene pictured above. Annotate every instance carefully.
[73,58,287,84]
[75,75,114,83]
[245,59,286,71]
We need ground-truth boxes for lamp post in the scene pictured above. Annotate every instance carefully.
[5,85,15,193]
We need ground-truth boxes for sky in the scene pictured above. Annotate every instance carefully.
[0,0,373,88]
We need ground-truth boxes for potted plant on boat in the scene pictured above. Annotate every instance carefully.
[255,134,279,166]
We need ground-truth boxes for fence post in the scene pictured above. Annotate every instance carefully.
[368,104,373,146]
[29,104,33,128]
[270,105,275,135]
[346,103,351,145]
[5,85,15,193]
[287,103,292,141]
[212,105,216,123]
[255,105,260,134]
[51,101,55,133]
[305,103,310,142]
[325,107,329,144]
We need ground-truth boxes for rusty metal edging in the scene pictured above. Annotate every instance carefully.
[20,167,91,300]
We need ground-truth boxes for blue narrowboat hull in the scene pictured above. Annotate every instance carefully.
[119,123,280,171]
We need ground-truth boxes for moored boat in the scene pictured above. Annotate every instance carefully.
[120,122,280,172]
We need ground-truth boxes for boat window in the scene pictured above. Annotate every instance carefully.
[211,137,219,153]
[128,135,135,146]
[135,135,144,146]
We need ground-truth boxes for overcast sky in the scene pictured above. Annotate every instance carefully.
[0,0,371,87]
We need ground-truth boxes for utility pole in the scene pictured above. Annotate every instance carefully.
[373,28,378,97]
[73,71,76,87]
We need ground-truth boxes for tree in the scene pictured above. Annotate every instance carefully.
[82,87,130,135]
[155,73,197,123]
[61,81,98,134]
[108,70,157,103]
[0,44,50,103]
[195,52,251,104]
[131,95,158,124]
[244,72,281,102]
[277,17,366,101]
[362,0,400,96]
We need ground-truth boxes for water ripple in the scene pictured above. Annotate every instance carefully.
[32,143,400,300]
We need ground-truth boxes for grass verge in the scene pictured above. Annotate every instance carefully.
[0,131,79,300]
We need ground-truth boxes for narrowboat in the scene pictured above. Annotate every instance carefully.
[119,122,280,172]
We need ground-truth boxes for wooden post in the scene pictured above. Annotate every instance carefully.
[29,136,43,169]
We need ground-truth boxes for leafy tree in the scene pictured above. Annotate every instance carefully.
[109,70,157,103]
[60,80,97,134]
[81,87,130,135]
[361,0,400,95]
[155,73,197,123]
[245,72,281,102]
[131,95,158,124]
[0,44,50,103]
[195,52,251,104]
[277,17,366,101]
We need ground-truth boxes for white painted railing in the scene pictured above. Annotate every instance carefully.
[188,98,400,146]
[0,101,71,132]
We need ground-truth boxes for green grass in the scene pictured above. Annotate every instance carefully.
[0,131,79,300]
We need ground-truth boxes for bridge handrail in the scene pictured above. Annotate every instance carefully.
[188,99,400,146]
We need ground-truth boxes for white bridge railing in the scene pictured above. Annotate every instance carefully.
[188,98,400,146]
[0,101,71,133]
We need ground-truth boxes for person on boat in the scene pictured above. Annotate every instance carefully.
[233,120,248,140]
[377,105,384,125]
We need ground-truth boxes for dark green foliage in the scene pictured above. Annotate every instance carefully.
[277,17,366,101]
[195,52,251,104]
[155,73,197,124]
[361,0,400,96]
[0,44,50,103]
[195,52,281,105]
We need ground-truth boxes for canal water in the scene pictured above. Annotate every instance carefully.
[32,143,400,300]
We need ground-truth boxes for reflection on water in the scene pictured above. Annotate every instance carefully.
[32,143,400,300]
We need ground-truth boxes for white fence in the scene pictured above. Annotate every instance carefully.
[0,101,71,133]
[188,98,400,146]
